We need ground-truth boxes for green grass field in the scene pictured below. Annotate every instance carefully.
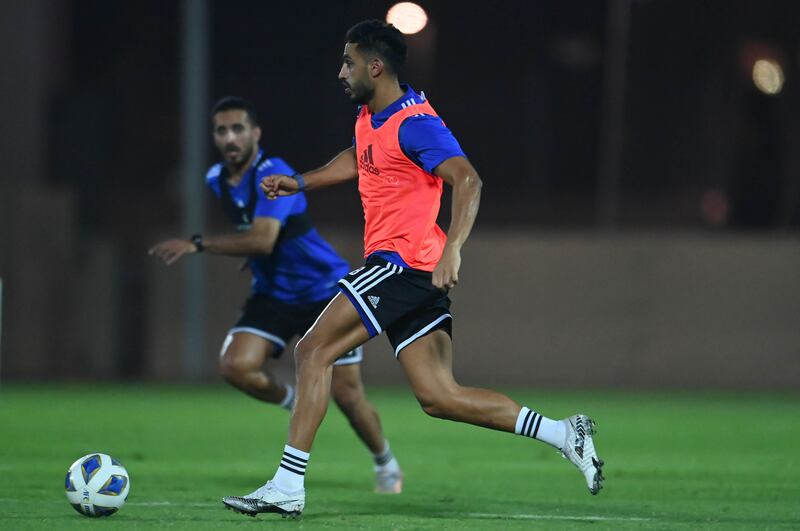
[0,385,798,530]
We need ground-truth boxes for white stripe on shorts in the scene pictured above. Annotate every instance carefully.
[339,279,382,334]
[228,327,287,349]
[349,265,384,291]
[357,264,401,294]
[333,345,364,366]
[394,314,452,358]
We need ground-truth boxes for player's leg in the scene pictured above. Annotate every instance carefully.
[222,293,369,517]
[331,359,403,493]
[398,329,604,494]
[398,329,521,430]
[218,332,292,407]
[289,293,371,451]
[331,361,383,452]
[218,294,296,408]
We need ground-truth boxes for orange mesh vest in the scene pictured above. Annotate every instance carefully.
[354,99,446,271]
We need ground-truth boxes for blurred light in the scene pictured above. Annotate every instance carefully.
[752,59,784,95]
[548,34,600,72]
[700,188,730,227]
[386,2,428,35]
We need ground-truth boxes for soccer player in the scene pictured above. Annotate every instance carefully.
[149,96,403,494]
[222,21,604,519]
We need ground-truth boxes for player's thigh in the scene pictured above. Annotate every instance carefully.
[220,331,277,371]
[397,329,458,402]
[296,292,371,366]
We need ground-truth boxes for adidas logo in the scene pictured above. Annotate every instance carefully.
[368,295,380,309]
[358,144,381,176]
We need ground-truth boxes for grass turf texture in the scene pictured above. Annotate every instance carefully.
[0,385,798,530]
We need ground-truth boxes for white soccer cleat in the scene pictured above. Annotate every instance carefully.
[374,466,403,494]
[560,414,604,495]
[222,481,305,519]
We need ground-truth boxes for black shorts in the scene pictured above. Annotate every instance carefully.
[231,294,363,366]
[338,255,453,358]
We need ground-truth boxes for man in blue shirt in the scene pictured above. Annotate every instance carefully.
[149,96,402,494]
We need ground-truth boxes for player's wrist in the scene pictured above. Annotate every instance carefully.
[190,234,205,253]
[291,173,305,191]
[444,241,462,253]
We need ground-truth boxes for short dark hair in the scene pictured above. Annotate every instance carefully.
[344,20,407,74]
[211,96,259,126]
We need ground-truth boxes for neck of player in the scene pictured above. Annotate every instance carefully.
[226,149,259,186]
[368,80,406,115]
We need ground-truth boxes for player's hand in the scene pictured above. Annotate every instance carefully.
[432,245,461,290]
[148,239,198,265]
[260,174,300,199]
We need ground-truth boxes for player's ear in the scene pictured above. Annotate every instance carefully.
[369,57,384,79]
[253,126,262,143]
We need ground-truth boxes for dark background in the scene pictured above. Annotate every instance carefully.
[1,0,799,383]
[30,0,800,230]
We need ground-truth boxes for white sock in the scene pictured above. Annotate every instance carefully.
[271,445,308,492]
[515,406,566,449]
[373,440,398,471]
[279,384,295,410]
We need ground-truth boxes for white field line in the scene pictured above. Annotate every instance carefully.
[0,498,651,522]
[466,512,651,522]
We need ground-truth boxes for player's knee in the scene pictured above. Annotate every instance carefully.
[415,388,456,419]
[294,336,334,369]
[218,355,240,384]
[421,400,450,419]
[293,336,314,365]
[219,352,255,384]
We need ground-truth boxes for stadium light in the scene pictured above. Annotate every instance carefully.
[752,58,784,95]
[386,2,428,35]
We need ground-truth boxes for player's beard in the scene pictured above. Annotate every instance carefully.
[348,80,374,105]
[225,144,254,171]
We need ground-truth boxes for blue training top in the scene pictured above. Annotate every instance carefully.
[205,149,349,303]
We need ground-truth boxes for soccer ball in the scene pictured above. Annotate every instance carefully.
[64,453,130,517]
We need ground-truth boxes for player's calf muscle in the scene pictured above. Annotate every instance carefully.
[331,374,364,412]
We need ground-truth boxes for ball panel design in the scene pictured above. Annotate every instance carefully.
[92,505,119,517]
[81,454,102,483]
[98,474,128,496]
[65,472,77,492]
[65,452,129,518]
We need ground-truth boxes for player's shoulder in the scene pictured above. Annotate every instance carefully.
[404,93,440,120]
[205,162,223,183]
[403,113,442,124]
[256,156,295,177]
[400,113,450,137]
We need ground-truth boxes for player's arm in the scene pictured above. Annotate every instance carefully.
[432,156,483,290]
[148,217,281,265]
[260,147,358,198]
